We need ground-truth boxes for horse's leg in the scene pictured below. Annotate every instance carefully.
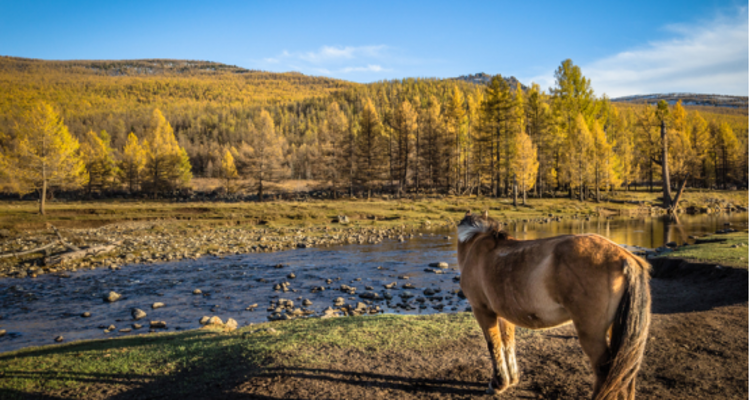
[499,318,520,386]
[474,308,511,394]
[573,320,612,399]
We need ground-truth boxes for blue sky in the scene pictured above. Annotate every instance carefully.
[0,0,747,96]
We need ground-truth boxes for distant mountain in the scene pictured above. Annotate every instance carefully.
[611,93,748,109]
[452,72,527,91]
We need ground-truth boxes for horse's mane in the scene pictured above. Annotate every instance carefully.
[457,213,509,243]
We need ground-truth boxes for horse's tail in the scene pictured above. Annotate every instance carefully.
[596,256,651,400]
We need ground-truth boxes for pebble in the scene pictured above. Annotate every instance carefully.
[107,324,116,331]
[103,291,121,302]
[119,328,132,333]
[429,262,449,269]
[131,308,147,320]
[302,299,313,306]
[81,312,91,318]
[225,318,238,331]
[287,273,296,279]
[150,321,167,329]
[208,316,223,325]
[0,329,5,337]
[334,297,345,306]
[199,316,211,325]
[133,323,143,329]
[54,336,64,342]
[151,302,166,309]
[193,289,202,295]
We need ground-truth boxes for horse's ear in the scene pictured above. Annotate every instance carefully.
[465,210,472,216]
[482,210,489,219]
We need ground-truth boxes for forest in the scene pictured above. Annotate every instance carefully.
[0,56,747,212]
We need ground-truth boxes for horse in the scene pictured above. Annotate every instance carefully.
[456,211,651,400]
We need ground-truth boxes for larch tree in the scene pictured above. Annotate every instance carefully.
[590,120,612,202]
[79,130,117,194]
[566,114,593,201]
[356,98,385,197]
[418,96,445,190]
[219,148,239,192]
[321,101,349,196]
[393,99,418,194]
[119,132,147,192]
[142,108,192,195]
[444,86,466,192]
[240,109,288,201]
[512,131,539,205]
[711,122,740,189]
[0,101,86,215]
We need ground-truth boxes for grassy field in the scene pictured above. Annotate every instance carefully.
[0,313,488,399]
[1,189,746,233]
[658,231,749,268]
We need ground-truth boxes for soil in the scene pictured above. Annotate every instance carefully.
[25,258,746,400]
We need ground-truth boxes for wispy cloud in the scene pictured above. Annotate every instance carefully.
[258,45,395,79]
[523,9,748,97]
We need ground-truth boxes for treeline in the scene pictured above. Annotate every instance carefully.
[0,58,747,210]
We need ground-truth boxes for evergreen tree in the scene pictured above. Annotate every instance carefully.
[220,148,239,192]
[512,131,539,205]
[0,101,86,214]
[239,109,288,200]
[80,130,117,194]
[119,132,147,192]
[356,98,385,197]
[393,100,418,194]
[143,108,192,194]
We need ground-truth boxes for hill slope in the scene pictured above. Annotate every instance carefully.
[611,93,748,109]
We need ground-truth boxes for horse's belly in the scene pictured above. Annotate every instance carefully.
[507,305,571,330]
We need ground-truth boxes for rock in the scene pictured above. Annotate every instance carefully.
[208,316,223,325]
[398,275,409,280]
[287,273,296,279]
[103,291,121,302]
[81,312,91,318]
[0,329,5,337]
[0,229,11,238]
[151,302,166,309]
[131,308,147,320]
[225,318,238,331]
[107,325,116,331]
[665,241,677,248]
[55,336,64,342]
[365,285,374,290]
[403,283,415,289]
[429,262,449,269]
[334,297,345,306]
[302,299,313,306]
[384,282,397,289]
[193,289,202,295]
[150,321,167,329]
[266,328,278,334]
[133,323,143,329]
[119,328,132,333]
[456,290,466,299]
[199,316,211,325]
[359,291,380,300]
[400,291,415,299]
[423,288,436,296]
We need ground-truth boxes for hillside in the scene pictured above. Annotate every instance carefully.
[452,72,527,90]
[611,93,748,109]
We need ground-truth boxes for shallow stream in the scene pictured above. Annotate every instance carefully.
[0,212,746,353]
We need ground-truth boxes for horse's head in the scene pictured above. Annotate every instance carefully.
[457,210,508,244]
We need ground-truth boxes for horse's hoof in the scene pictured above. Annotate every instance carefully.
[487,380,507,396]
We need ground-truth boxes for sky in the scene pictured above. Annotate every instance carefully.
[0,0,747,97]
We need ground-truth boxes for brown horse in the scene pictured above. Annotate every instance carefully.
[457,211,650,400]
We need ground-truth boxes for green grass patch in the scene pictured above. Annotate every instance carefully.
[658,231,748,269]
[0,313,483,399]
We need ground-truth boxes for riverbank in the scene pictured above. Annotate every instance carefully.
[1,190,746,279]
[655,231,748,269]
[1,251,747,399]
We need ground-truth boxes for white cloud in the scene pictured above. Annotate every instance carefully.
[521,10,748,97]
[258,45,395,78]
[586,11,748,97]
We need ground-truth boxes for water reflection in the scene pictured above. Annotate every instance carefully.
[508,212,747,248]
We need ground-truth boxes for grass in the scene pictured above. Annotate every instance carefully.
[1,189,746,233]
[0,313,486,399]
[658,231,749,268]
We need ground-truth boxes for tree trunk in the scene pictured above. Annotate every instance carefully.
[660,120,673,208]
[40,179,47,215]
[512,174,518,207]
[670,175,689,212]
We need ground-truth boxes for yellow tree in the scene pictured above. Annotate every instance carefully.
[512,131,539,205]
[119,132,147,192]
[219,148,239,192]
[79,130,117,194]
[444,86,466,191]
[239,109,287,200]
[320,101,349,196]
[142,108,192,195]
[0,102,86,214]
[591,121,614,202]
[566,114,593,201]
[393,100,418,194]
[356,97,385,197]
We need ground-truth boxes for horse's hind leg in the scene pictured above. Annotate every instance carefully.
[573,320,612,399]
[474,308,511,395]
